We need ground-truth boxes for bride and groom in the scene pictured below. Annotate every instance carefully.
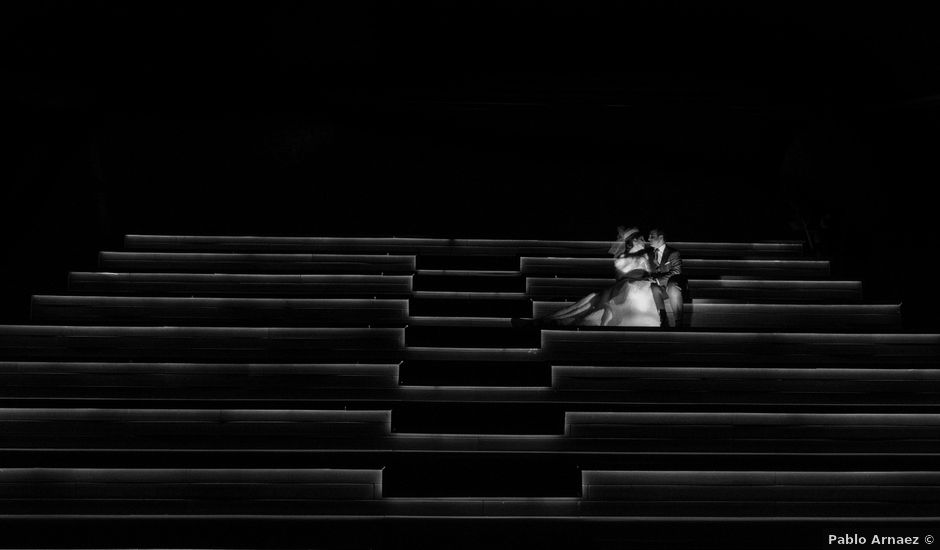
[519,226,685,328]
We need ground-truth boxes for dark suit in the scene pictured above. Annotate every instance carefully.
[648,244,686,327]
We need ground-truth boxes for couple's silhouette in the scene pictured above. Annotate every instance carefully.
[519,226,686,329]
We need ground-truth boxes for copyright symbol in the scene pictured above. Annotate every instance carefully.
[927,535,934,544]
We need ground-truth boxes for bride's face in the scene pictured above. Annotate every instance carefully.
[629,236,647,251]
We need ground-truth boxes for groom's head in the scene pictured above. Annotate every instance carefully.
[648,228,666,248]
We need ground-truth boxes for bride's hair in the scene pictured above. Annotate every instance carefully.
[623,233,644,250]
[612,227,645,258]
[619,233,650,261]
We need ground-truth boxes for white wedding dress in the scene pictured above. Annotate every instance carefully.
[543,252,661,327]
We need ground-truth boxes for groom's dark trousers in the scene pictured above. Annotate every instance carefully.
[648,245,686,327]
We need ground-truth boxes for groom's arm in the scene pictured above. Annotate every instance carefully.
[654,249,682,286]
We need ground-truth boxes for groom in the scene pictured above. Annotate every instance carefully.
[647,228,686,328]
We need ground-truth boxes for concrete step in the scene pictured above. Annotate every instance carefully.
[581,470,940,516]
[415,270,524,292]
[4,408,940,453]
[566,410,940,439]
[7,467,935,518]
[0,512,933,550]
[99,252,416,274]
[527,277,864,303]
[0,408,391,448]
[522,258,830,279]
[0,468,382,513]
[6,469,935,517]
[531,302,902,331]
[553,365,940,399]
[540,330,940,365]
[0,325,405,361]
[69,272,413,297]
[125,235,805,259]
[0,361,401,400]
[31,296,409,327]
[405,317,535,348]
[410,291,531,317]
[3,362,939,408]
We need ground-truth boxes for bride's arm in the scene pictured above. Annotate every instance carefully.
[613,256,627,279]
[615,256,649,280]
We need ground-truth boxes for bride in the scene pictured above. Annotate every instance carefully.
[525,226,661,327]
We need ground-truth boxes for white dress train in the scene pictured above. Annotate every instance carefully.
[543,252,660,327]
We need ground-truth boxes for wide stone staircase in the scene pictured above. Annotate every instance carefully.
[0,235,937,549]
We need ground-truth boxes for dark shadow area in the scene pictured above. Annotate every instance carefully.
[5,3,939,327]
[2,6,940,547]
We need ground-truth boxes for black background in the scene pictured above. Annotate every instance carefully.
[3,2,939,326]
